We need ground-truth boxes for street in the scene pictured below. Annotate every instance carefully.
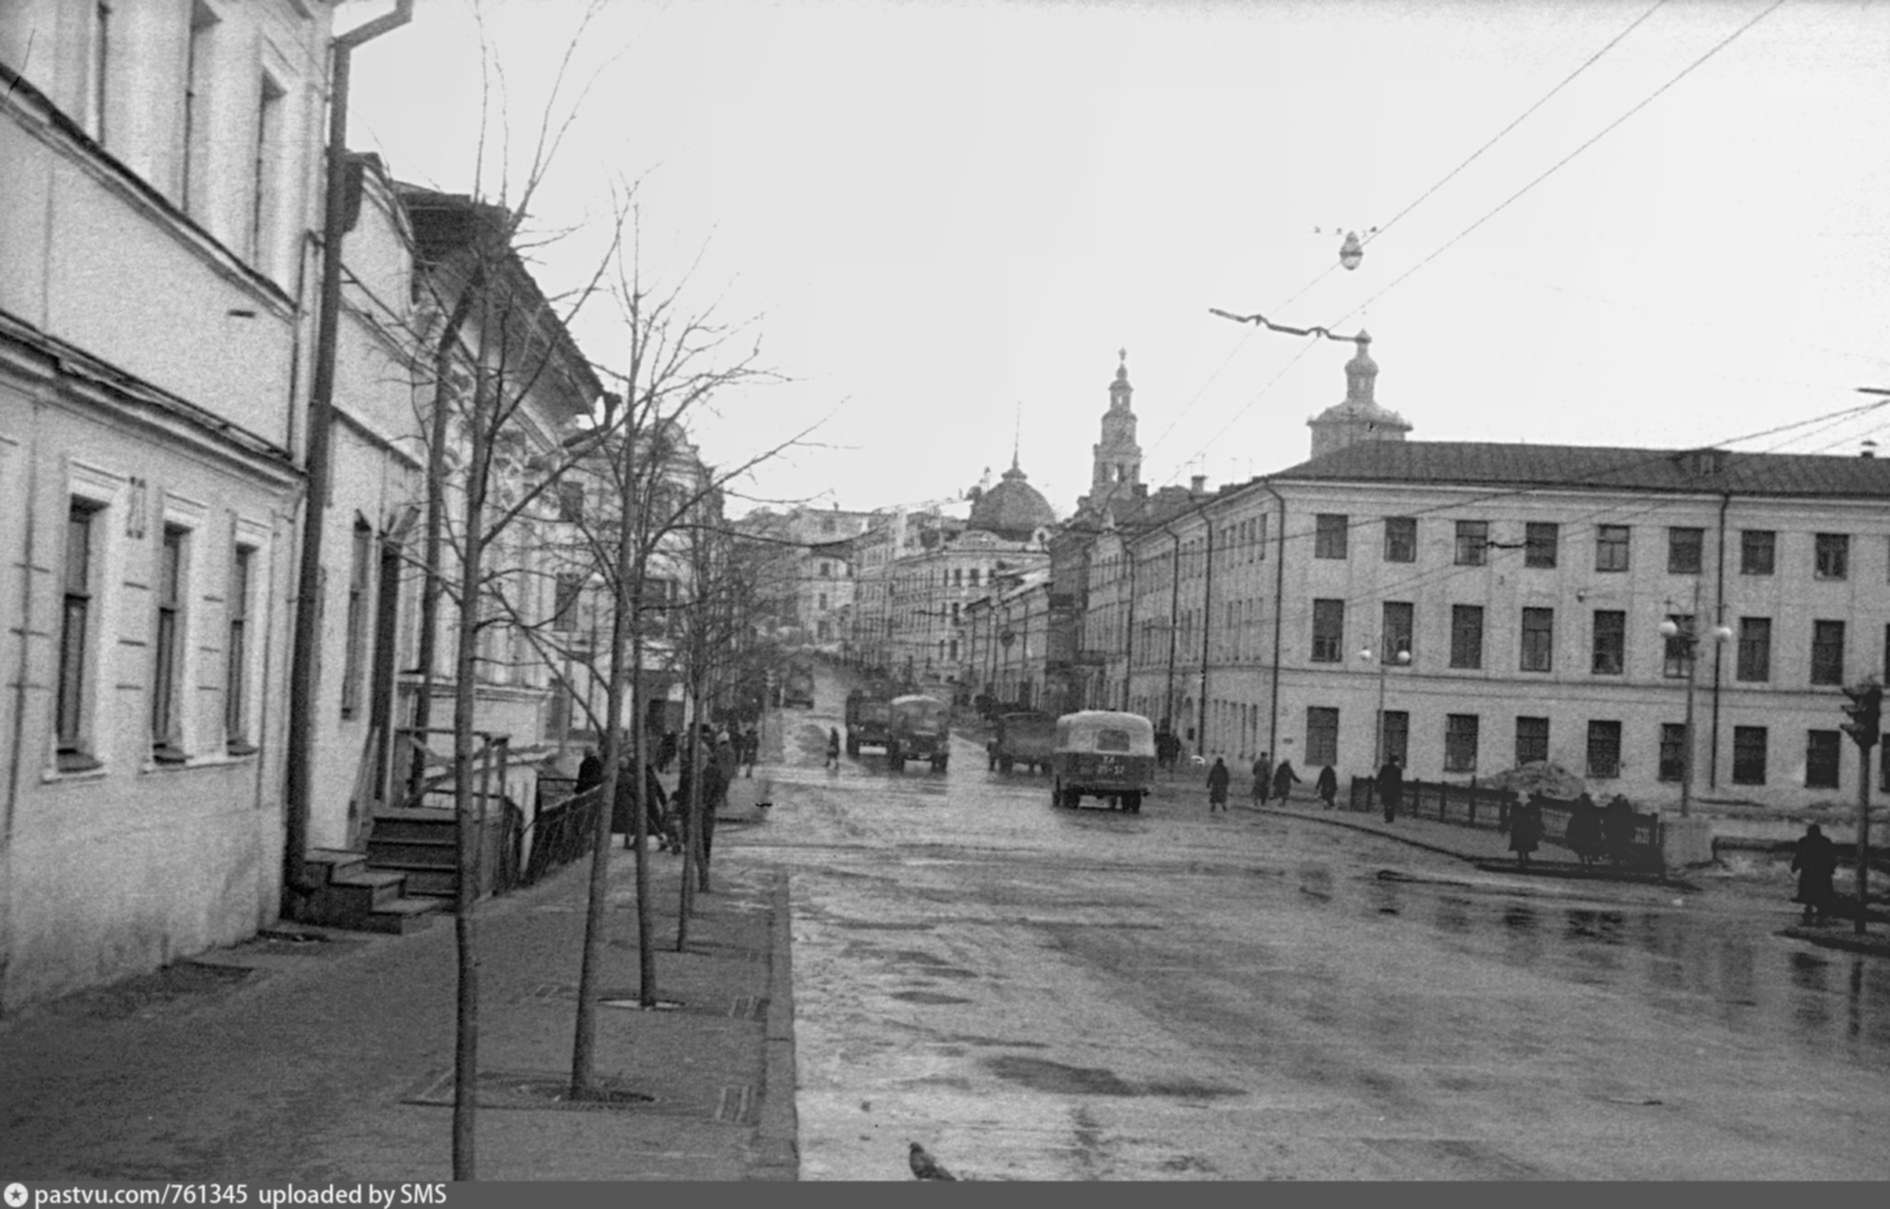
[731,670,1890,1180]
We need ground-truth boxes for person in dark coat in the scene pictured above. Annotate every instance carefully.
[574,748,604,799]
[826,727,842,770]
[658,729,678,773]
[1602,795,1637,866]
[1791,823,1839,924]
[741,723,760,777]
[1206,757,1231,812]
[1271,759,1301,804]
[1565,793,1603,867]
[697,750,728,865]
[1510,794,1545,868]
[1315,765,1338,809]
[1252,753,1273,806]
[1375,758,1404,822]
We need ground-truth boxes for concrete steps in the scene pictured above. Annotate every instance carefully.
[300,849,445,933]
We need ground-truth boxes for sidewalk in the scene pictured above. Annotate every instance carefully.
[0,785,796,1182]
[1218,781,1890,960]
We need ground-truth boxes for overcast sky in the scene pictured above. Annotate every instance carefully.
[345,0,1890,519]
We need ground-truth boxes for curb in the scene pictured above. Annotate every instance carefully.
[749,867,800,1180]
[1257,804,1697,889]
[1778,925,1890,959]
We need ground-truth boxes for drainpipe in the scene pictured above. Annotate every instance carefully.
[1709,490,1732,789]
[1263,483,1287,763]
[1164,526,1181,733]
[1123,540,1136,712]
[284,1,414,913]
[1199,507,1214,753]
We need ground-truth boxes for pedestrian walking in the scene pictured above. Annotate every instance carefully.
[826,727,842,770]
[1207,757,1231,812]
[1252,753,1273,806]
[1271,759,1300,805]
[742,723,759,778]
[658,729,678,774]
[1565,793,1602,867]
[1791,823,1839,924]
[1375,757,1404,822]
[1510,794,1545,869]
[1315,764,1338,809]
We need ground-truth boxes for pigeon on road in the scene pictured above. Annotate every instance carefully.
[909,1141,957,1181]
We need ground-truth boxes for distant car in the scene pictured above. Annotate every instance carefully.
[1050,710,1156,812]
[989,711,1055,773]
[887,694,951,772]
[782,662,816,709]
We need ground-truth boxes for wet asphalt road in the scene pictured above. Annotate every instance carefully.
[730,682,1890,1181]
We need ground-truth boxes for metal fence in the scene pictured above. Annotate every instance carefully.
[522,776,602,887]
[1345,776,1663,870]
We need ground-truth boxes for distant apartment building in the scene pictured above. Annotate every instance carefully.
[1096,337,1890,808]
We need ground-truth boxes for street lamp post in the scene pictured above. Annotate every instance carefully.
[1359,643,1410,768]
[1657,613,1733,818]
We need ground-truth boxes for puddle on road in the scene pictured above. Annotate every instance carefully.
[984,1055,1244,1100]
[893,990,974,1005]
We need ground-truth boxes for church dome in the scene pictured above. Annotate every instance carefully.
[968,460,1056,540]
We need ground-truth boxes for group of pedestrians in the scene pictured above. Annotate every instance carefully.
[572,719,759,863]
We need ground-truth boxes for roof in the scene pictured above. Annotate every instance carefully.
[1272,440,1890,500]
[968,463,1057,539]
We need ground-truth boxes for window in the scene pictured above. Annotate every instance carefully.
[251,74,284,266]
[1381,602,1414,663]
[819,561,833,579]
[1661,613,1695,679]
[1587,720,1622,779]
[182,3,219,215]
[552,573,583,633]
[1805,731,1841,789]
[1515,716,1549,766]
[1658,723,1688,782]
[1740,529,1775,576]
[341,523,371,718]
[969,569,980,587]
[1815,533,1850,580]
[1444,714,1479,773]
[1732,726,1766,785]
[1449,605,1483,669]
[555,480,584,522]
[1811,620,1845,686]
[151,525,189,762]
[1381,710,1409,767]
[1591,610,1625,675]
[1384,516,1416,563]
[1306,706,1339,766]
[56,501,103,770]
[950,568,960,586]
[1595,525,1630,572]
[1524,522,1558,569]
[1454,520,1489,566]
[225,545,254,751]
[1311,598,1344,663]
[1520,607,1554,672]
[1737,617,1771,682]
[1667,527,1704,574]
[1314,514,1348,560]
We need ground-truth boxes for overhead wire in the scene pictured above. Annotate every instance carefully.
[1167,0,1785,484]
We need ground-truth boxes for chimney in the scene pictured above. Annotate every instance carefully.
[1190,474,1207,496]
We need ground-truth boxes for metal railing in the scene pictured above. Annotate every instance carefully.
[1344,775,1663,870]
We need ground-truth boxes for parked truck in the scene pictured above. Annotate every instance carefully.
[887,694,951,772]
[988,711,1055,773]
[845,687,894,757]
